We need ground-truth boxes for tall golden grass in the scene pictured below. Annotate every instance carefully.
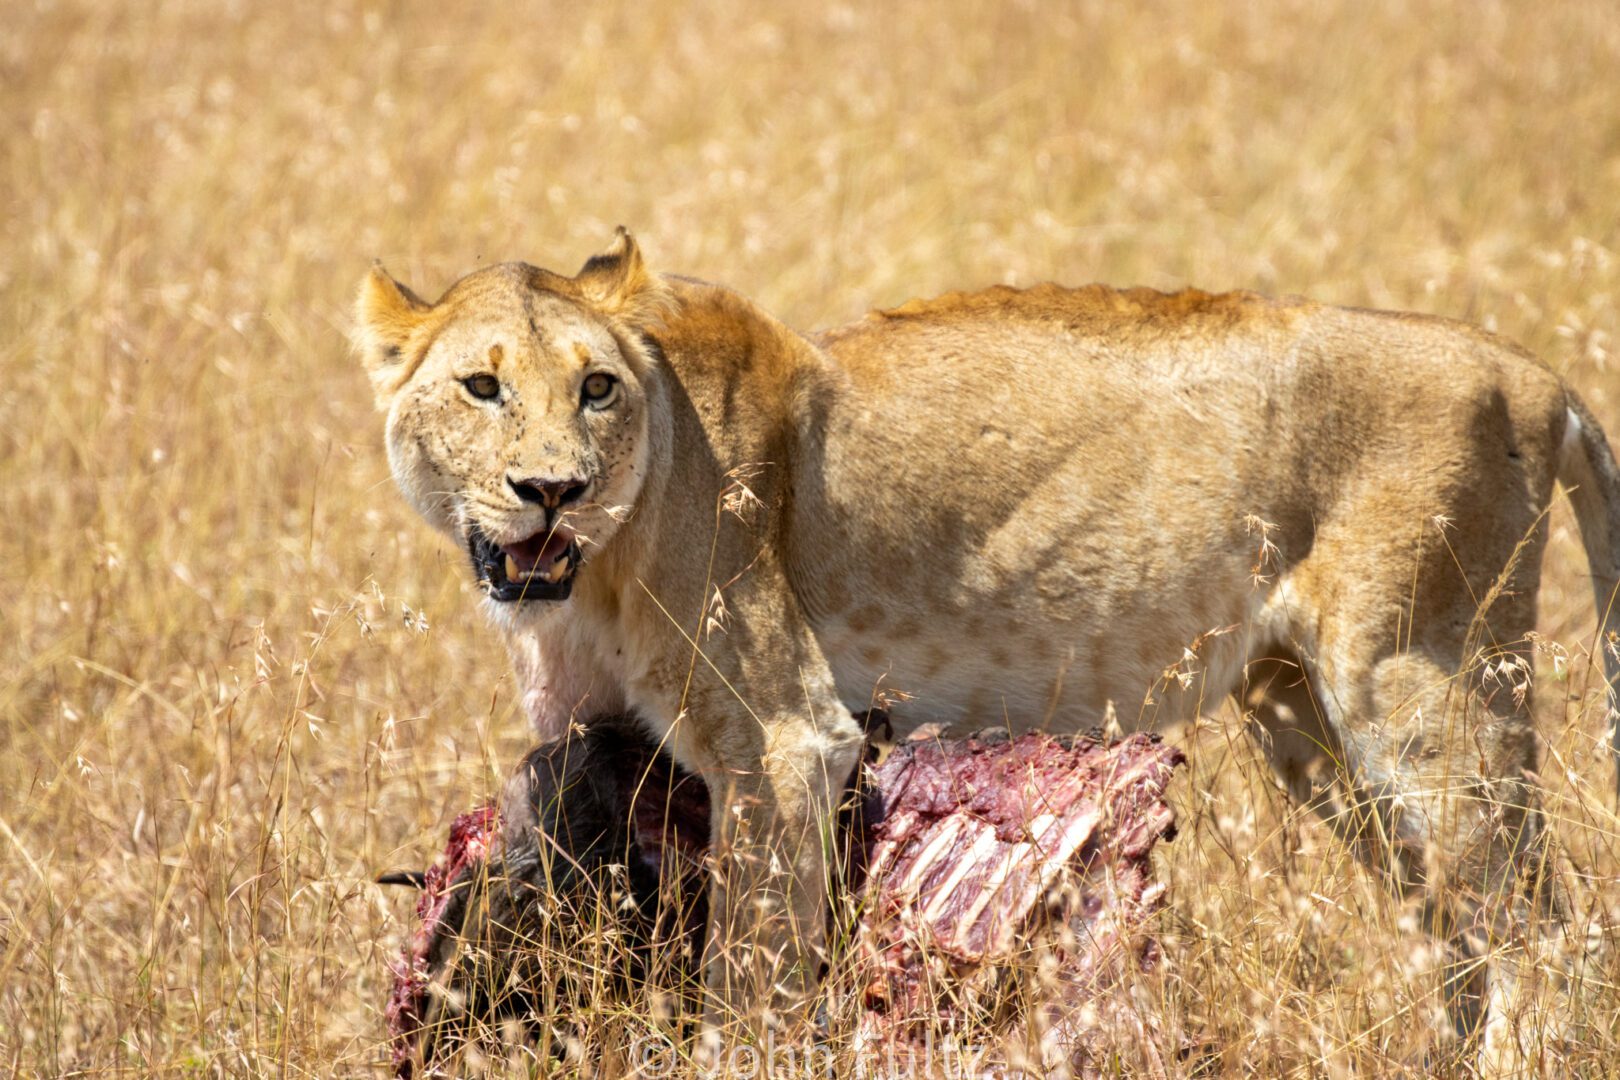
[3,0,1618,1074]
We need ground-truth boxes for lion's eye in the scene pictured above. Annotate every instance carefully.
[581,372,617,406]
[463,374,501,401]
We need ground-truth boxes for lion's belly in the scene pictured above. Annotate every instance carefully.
[814,563,1270,738]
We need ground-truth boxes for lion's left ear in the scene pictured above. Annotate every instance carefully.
[574,227,668,328]
[354,262,434,402]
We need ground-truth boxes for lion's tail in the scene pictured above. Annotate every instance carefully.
[1557,390,1620,801]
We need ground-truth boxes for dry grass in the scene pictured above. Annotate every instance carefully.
[4,0,1620,1075]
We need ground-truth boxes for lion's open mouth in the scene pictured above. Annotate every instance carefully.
[468,525,581,603]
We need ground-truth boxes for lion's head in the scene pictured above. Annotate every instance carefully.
[354,230,669,616]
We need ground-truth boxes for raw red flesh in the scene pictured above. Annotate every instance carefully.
[385,720,1183,1075]
[384,806,498,1076]
[853,731,1182,1067]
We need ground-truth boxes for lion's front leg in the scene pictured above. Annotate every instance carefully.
[639,572,864,1059]
[696,699,863,1051]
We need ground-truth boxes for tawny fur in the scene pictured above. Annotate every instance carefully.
[357,232,1620,1070]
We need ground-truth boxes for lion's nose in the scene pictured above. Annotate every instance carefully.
[508,475,589,510]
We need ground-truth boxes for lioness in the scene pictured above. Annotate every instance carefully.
[357,230,1619,1068]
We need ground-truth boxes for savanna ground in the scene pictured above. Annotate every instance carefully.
[4,0,1620,1075]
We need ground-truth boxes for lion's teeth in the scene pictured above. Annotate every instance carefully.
[499,548,570,588]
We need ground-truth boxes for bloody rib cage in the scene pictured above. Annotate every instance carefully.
[384,716,1184,1076]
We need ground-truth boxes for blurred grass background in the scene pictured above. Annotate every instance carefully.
[2,0,1618,1074]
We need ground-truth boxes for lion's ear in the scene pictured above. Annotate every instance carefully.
[574,227,669,328]
[354,263,432,401]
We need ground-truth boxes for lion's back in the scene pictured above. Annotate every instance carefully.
[816,282,1309,357]
[811,280,1560,423]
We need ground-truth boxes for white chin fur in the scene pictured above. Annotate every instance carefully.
[480,592,568,633]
